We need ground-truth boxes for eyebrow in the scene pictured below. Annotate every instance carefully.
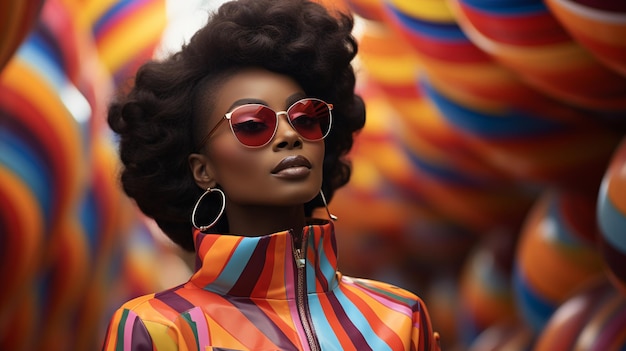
[226,92,307,112]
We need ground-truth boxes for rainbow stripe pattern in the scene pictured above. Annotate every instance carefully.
[102,222,441,350]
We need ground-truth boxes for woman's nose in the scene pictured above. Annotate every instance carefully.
[272,113,302,150]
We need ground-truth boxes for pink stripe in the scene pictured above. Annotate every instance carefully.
[188,307,210,347]
[124,311,138,351]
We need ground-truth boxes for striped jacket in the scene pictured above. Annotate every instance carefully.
[102,220,441,350]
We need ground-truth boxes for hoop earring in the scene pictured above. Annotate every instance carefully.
[191,187,226,231]
[320,189,338,221]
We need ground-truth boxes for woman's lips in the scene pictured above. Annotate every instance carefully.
[272,155,312,179]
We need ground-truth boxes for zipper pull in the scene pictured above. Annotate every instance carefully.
[294,248,306,268]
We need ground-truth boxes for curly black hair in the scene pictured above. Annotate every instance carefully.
[108,0,365,251]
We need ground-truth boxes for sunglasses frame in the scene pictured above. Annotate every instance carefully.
[197,97,333,149]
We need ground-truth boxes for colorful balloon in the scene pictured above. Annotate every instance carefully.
[513,190,604,332]
[546,0,626,77]
[420,76,622,190]
[450,0,626,111]
[597,137,626,294]
[534,277,626,351]
[458,232,518,345]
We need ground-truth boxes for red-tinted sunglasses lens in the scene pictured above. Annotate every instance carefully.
[287,99,332,141]
[229,104,277,147]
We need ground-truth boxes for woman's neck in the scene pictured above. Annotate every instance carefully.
[225,204,307,237]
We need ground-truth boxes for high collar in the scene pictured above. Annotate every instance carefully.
[189,220,339,299]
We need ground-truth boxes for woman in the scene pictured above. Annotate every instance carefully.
[102,0,441,349]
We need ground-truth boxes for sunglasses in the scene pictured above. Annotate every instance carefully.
[197,98,333,149]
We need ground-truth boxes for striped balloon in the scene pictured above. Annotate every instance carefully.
[459,233,519,345]
[513,190,604,333]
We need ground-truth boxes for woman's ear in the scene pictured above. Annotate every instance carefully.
[188,152,217,189]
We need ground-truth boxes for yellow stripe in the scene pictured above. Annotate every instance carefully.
[144,320,179,349]
[388,0,455,22]
[97,1,166,73]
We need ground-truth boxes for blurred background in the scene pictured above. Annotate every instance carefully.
[1,0,625,349]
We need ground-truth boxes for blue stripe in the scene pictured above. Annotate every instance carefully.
[460,0,547,14]
[420,76,563,137]
[547,192,590,248]
[209,236,260,292]
[401,143,488,187]
[0,128,53,225]
[79,187,100,257]
[18,39,67,90]
[386,4,467,40]
[317,236,335,287]
[513,264,555,332]
[93,0,134,36]
[307,295,342,349]
[598,181,626,253]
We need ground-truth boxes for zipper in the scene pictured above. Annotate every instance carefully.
[292,229,321,351]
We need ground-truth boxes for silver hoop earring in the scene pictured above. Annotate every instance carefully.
[191,187,226,231]
[320,189,338,221]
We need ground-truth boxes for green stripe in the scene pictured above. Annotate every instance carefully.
[182,311,200,351]
[116,309,130,350]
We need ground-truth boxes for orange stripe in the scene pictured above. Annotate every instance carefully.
[96,0,165,72]
[340,284,407,350]
[191,235,240,287]
[266,235,289,297]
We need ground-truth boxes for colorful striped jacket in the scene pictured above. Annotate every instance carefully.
[102,220,441,350]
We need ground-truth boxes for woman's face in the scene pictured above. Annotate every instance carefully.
[191,68,325,207]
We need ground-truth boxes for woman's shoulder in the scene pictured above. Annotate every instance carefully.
[116,292,158,312]
[338,275,424,308]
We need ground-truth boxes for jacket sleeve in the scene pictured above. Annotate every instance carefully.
[102,307,185,351]
[410,298,441,351]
